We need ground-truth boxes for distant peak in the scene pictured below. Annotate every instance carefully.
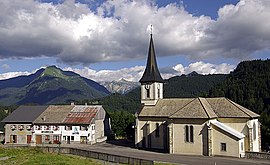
[40,66,67,79]
[46,65,59,69]
[187,71,200,76]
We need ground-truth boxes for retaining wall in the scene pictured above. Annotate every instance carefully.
[246,151,270,160]
[38,146,154,165]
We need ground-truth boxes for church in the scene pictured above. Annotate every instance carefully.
[135,33,261,158]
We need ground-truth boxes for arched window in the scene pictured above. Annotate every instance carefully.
[145,85,150,98]
[185,125,194,143]
[155,123,160,137]
[185,125,189,142]
[253,122,256,140]
[146,88,150,98]
[190,125,194,143]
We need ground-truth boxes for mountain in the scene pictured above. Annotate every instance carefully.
[100,79,140,94]
[0,66,109,105]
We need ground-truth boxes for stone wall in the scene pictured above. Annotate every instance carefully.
[246,151,270,160]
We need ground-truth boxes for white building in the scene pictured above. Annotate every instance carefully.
[2,105,111,145]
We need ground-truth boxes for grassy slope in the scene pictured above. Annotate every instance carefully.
[0,147,100,165]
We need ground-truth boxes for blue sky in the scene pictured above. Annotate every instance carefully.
[0,0,269,82]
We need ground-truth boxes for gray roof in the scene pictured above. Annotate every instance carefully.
[34,105,74,124]
[139,34,164,83]
[139,97,259,119]
[1,106,48,123]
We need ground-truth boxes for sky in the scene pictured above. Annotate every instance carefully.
[0,0,269,82]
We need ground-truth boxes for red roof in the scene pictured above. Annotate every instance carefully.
[62,106,98,124]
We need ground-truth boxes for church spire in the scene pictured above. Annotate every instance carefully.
[139,29,163,83]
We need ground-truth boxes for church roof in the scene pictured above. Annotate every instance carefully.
[139,34,164,83]
[138,97,259,119]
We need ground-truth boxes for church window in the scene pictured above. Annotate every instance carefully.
[158,88,160,98]
[253,122,256,140]
[190,125,194,142]
[221,143,227,151]
[145,85,150,98]
[185,125,194,143]
[146,88,150,98]
[155,123,160,137]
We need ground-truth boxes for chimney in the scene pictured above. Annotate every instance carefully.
[85,102,88,106]
[71,102,75,106]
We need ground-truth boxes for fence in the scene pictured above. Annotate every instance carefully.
[38,146,154,165]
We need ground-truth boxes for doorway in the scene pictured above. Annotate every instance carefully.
[27,135,32,144]
[10,135,17,143]
[36,135,42,144]
[67,136,70,144]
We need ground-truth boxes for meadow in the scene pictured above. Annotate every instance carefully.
[0,147,100,165]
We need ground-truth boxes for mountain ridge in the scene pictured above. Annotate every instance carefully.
[100,78,140,94]
[0,66,109,105]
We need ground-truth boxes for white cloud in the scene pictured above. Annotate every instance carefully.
[64,61,235,82]
[0,61,235,81]
[64,66,145,82]
[1,64,10,70]
[0,71,31,80]
[0,0,269,65]
[182,61,235,75]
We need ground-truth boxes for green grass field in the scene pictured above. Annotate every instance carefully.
[0,147,178,165]
[0,147,100,165]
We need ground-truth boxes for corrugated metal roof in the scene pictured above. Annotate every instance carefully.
[62,106,99,124]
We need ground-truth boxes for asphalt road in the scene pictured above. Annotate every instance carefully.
[63,140,270,165]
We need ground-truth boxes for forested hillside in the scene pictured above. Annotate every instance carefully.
[209,59,270,148]
[164,73,227,98]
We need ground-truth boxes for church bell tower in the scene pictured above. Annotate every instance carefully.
[139,28,164,106]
